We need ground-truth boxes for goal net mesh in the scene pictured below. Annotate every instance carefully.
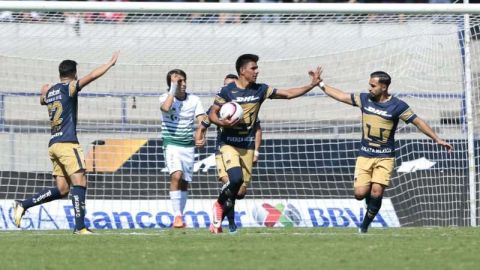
[0,6,479,227]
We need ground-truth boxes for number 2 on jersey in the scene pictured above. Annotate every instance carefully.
[48,101,63,132]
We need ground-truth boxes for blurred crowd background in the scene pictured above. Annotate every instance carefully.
[1,0,477,24]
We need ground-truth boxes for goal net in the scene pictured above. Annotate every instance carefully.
[0,2,479,229]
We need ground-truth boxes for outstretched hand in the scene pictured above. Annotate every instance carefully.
[308,66,322,87]
[110,51,120,66]
[437,139,453,153]
[40,84,50,96]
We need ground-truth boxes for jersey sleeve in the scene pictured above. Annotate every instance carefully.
[265,85,277,100]
[399,101,417,124]
[351,93,362,107]
[159,93,168,105]
[214,87,227,106]
[194,96,205,117]
[69,80,81,97]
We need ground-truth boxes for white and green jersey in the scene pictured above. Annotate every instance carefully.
[159,93,205,147]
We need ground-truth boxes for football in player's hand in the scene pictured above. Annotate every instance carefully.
[219,101,243,121]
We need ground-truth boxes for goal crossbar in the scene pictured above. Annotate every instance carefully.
[0,2,480,15]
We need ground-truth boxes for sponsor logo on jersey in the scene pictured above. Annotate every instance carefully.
[235,96,259,103]
[361,146,392,154]
[51,132,63,139]
[364,106,392,117]
[47,89,60,98]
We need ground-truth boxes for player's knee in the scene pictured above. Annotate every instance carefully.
[370,189,384,198]
[354,194,364,201]
[171,171,183,182]
[70,171,87,187]
[227,167,243,186]
[58,186,70,196]
[219,176,229,184]
[354,191,367,200]
[370,183,385,197]
[354,186,371,200]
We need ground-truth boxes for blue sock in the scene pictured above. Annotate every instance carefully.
[70,185,87,230]
[361,196,382,230]
[218,167,243,204]
[21,187,63,210]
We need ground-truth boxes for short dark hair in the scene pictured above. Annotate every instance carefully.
[235,54,259,75]
[370,71,391,88]
[166,69,187,87]
[59,60,77,78]
[224,74,238,80]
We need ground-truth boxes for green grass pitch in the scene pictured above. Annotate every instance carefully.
[1,227,479,270]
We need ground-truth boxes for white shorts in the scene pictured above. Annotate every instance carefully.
[164,144,195,182]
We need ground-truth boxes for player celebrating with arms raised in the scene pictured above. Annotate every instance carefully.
[13,52,119,234]
[318,69,453,233]
[208,54,321,233]
[197,74,263,233]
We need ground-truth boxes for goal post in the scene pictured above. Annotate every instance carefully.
[0,1,479,229]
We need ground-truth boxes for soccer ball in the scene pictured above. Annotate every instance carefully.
[219,101,243,121]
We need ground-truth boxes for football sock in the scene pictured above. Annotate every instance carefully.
[225,203,235,226]
[180,191,188,214]
[70,185,87,230]
[361,195,382,230]
[170,190,182,216]
[21,187,63,210]
[365,193,371,206]
[218,167,243,204]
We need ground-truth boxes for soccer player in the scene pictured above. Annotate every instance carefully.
[198,73,263,233]
[160,69,206,228]
[13,52,120,234]
[318,69,453,233]
[208,54,321,234]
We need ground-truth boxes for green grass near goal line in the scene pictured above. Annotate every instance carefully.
[1,227,479,270]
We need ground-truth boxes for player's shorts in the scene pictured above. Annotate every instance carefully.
[215,153,228,181]
[217,144,254,187]
[48,142,86,177]
[354,156,395,187]
[164,144,195,182]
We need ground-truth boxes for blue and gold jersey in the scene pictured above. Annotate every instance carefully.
[206,106,261,153]
[44,81,81,146]
[214,82,276,149]
[351,93,417,158]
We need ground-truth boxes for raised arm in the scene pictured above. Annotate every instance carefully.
[78,51,119,90]
[411,117,453,153]
[318,67,353,105]
[40,84,49,105]
[272,66,321,99]
[160,73,180,112]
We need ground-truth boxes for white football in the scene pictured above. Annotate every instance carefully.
[219,101,243,121]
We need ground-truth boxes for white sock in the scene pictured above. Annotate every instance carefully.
[170,190,181,216]
[180,191,188,214]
